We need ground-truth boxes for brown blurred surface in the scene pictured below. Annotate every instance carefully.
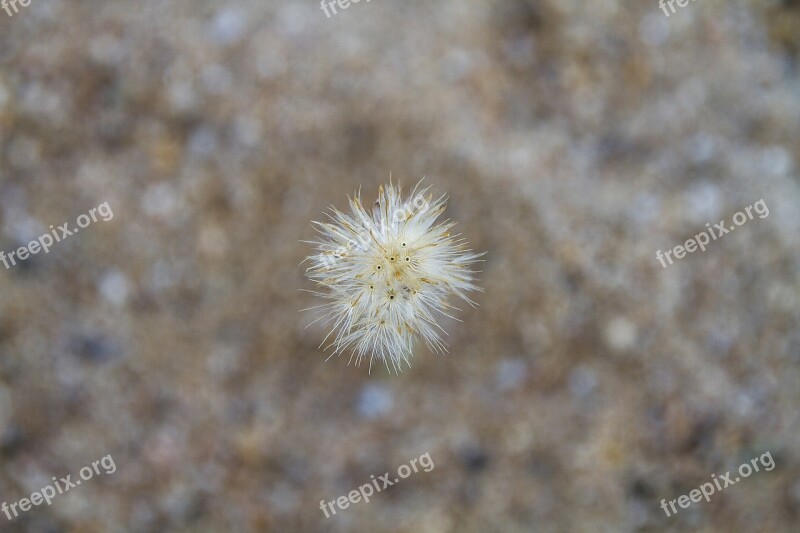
[0,0,799,531]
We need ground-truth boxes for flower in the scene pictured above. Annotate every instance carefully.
[303,182,483,373]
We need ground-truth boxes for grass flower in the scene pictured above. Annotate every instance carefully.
[303,182,483,373]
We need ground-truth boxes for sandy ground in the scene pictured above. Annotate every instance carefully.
[0,0,799,531]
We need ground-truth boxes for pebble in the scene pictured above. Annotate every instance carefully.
[604,316,637,352]
[210,8,248,46]
[99,270,131,307]
[356,384,393,419]
[496,358,527,391]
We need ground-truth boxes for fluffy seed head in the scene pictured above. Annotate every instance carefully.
[303,182,483,373]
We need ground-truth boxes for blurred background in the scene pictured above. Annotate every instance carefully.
[0,0,799,531]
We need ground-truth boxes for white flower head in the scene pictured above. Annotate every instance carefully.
[303,181,483,373]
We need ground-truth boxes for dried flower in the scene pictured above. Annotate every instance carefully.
[303,182,483,373]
